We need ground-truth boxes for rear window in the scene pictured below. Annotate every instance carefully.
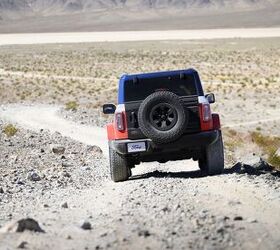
[124,74,197,102]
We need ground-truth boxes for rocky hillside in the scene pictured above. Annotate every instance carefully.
[0,0,278,16]
[0,0,279,32]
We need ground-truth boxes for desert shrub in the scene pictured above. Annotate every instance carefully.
[3,124,18,137]
[251,132,280,148]
[65,101,79,111]
[268,149,280,169]
[251,131,280,169]
[223,129,244,152]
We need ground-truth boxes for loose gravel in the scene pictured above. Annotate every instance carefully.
[0,114,280,250]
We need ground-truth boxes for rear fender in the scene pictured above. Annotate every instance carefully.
[106,104,129,140]
[212,113,221,130]
[106,123,115,141]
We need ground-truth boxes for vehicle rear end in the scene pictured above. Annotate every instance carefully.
[105,69,224,182]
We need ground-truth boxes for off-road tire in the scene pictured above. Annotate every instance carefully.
[109,147,130,182]
[199,131,224,175]
[138,91,188,144]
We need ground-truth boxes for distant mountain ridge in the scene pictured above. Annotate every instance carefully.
[0,0,279,32]
[0,0,278,16]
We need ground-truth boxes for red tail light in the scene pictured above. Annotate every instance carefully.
[112,105,128,139]
[115,112,125,131]
[201,103,211,122]
[199,103,213,131]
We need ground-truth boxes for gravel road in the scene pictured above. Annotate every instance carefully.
[0,104,280,250]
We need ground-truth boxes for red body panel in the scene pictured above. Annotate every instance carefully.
[106,119,128,141]
[106,123,115,140]
[212,113,221,130]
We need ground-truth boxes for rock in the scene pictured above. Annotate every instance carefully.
[0,187,4,193]
[51,144,66,154]
[241,154,261,166]
[87,145,103,156]
[81,221,92,230]
[223,216,230,221]
[81,166,91,171]
[0,218,45,233]
[252,158,272,171]
[61,202,68,208]
[228,200,241,206]
[17,241,28,249]
[138,230,151,237]
[248,218,258,223]
[217,227,225,234]
[16,179,25,185]
[62,162,72,168]
[27,171,41,182]
[62,171,71,178]
[233,216,243,221]
[235,156,273,175]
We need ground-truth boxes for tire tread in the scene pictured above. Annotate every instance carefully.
[109,147,130,182]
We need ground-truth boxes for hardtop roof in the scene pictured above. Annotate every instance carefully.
[120,68,198,82]
[117,68,203,104]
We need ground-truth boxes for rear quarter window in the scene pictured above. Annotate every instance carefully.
[124,74,197,102]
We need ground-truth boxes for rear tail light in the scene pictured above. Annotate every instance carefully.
[201,103,211,122]
[115,112,125,131]
[112,104,128,139]
[199,103,213,131]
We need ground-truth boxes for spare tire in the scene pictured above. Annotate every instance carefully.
[138,91,188,144]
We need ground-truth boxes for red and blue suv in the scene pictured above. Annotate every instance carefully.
[103,69,224,182]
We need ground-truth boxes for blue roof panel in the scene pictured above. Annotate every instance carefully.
[118,68,200,104]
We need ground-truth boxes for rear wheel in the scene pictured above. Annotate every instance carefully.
[198,131,224,175]
[109,147,131,182]
[198,158,206,172]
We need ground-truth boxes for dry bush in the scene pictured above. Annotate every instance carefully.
[251,131,280,169]
[65,101,79,111]
[3,124,18,137]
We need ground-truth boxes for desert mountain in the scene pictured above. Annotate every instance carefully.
[0,0,279,32]
[1,0,279,15]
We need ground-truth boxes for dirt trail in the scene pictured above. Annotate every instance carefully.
[1,104,279,147]
[0,104,280,249]
[0,104,108,155]
[0,69,116,82]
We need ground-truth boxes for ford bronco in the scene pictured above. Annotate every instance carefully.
[103,69,224,182]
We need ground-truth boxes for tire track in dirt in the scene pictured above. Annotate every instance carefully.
[0,104,108,155]
[0,104,280,249]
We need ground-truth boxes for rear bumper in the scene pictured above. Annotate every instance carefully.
[110,130,219,155]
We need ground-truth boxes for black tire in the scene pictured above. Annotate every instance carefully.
[109,147,130,182]
[126,158,135,178]
[138,91,188,144]
[199,131,224,175]
[198,158,206,172]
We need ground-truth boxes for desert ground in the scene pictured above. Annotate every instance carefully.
[0,37,280,249]
[1,28,280,45]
